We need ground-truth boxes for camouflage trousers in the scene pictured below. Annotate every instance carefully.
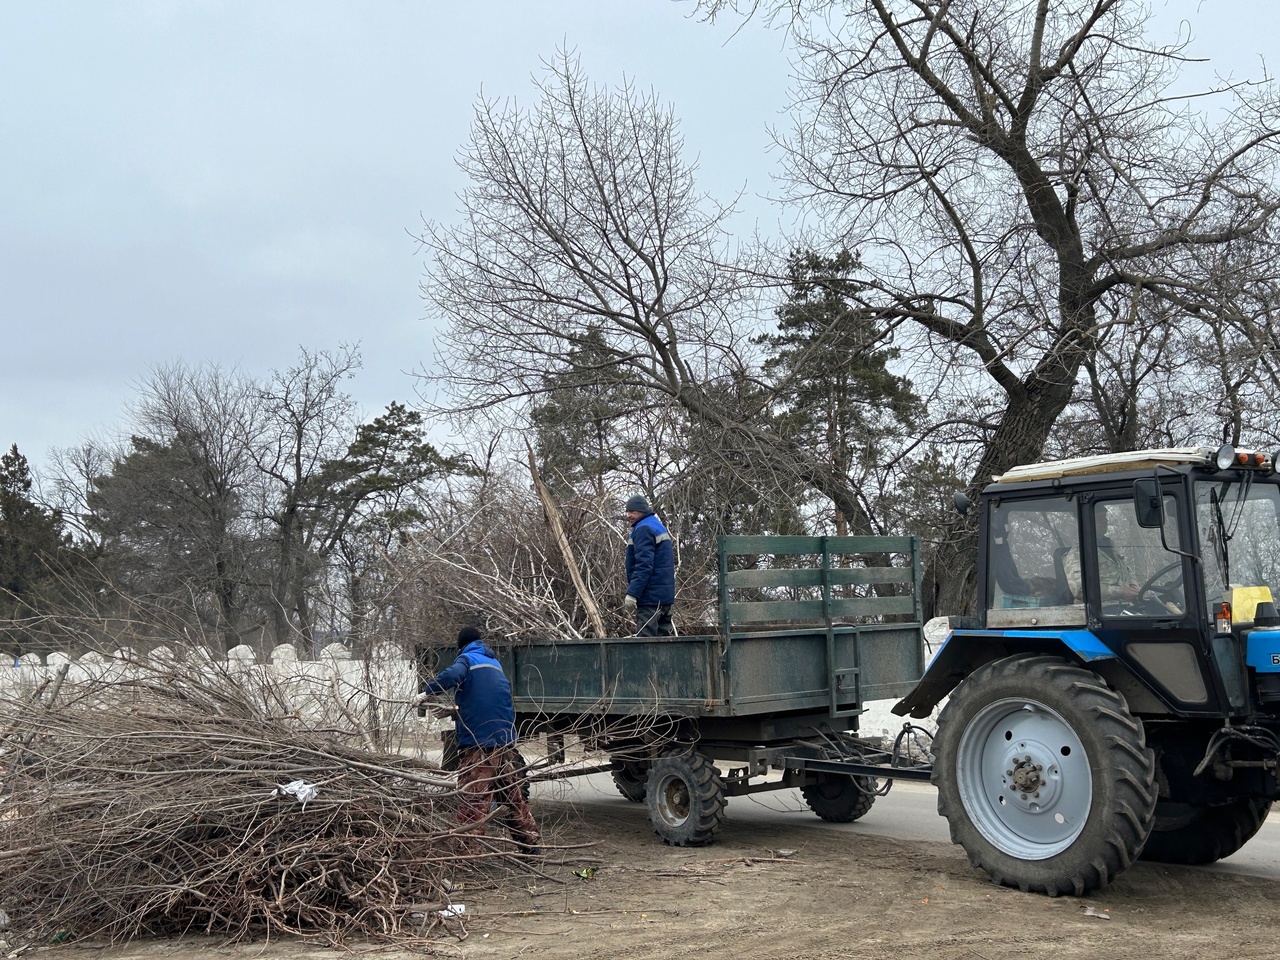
[456,745,540,850]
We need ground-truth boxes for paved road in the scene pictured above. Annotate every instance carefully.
[542,772,1280,882]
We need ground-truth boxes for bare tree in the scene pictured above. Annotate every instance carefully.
[698,0,1280,614]
[46,441,114,550]
[246,345,369,648]
[1178,236,1280,450]
[63,364,262,650]
[138,362,261,646]
[247,348,457,650]
[418,50,884,535]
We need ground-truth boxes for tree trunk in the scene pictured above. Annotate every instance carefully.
[923,352,1084,620]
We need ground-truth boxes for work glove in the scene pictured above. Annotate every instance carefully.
[623,594,638,613]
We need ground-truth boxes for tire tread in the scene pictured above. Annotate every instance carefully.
[1140,798,1272,865]
[800,775,876,823]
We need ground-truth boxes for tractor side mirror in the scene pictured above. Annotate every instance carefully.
[953,491,971,516]
[1133,479,1163,528]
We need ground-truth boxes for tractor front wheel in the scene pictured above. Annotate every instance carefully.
[933,655,1157,896]
[611,758,649,803]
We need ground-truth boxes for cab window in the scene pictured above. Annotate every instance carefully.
[1083,496,1185,617]
[987,499,1079,613]
[1194,478,1280,622]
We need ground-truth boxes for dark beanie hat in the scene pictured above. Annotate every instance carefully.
[625,494,650,513]
[457,626,483,648]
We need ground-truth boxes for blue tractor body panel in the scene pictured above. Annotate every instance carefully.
[1246,627,1280,673]
[894,627,1116,719]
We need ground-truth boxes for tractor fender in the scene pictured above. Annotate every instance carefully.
[892,628,1116,719]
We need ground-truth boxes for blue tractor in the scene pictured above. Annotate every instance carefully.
[896,445,1280,895]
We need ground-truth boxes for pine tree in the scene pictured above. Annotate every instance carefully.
[757,250,920,532]
[0,444,78,657]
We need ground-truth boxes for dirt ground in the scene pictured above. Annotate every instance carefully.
[58,779,1280,960]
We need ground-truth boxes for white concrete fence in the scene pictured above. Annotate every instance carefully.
[2,642,423,738]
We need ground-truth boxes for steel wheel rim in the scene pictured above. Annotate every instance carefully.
[956,697,1092,859]
[655,772,690,827]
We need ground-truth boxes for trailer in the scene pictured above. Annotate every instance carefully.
[420,534,931,845]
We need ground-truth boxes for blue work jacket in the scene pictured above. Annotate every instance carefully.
[625,511,676,606]
[422,640,517,748]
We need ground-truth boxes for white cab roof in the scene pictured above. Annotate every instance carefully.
[992,447,1218,484]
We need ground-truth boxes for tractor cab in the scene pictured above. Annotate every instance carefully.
[893,445,1280,896]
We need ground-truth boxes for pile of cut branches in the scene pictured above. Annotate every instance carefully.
[0,655,537,948]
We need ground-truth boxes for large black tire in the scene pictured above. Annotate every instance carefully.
[933,655,1157,896]
[801,773,877,823]
[646,748,726,846]
[1140,798,1273,865]
[611,759,649,803]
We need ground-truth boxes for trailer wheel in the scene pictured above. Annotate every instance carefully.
[934,655,1156,896]
[646,748,725,846]
[610,759,649,803]
[1140,799,1272,865]
[801,774,877,822]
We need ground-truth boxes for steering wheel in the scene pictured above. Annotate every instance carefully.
[1137,560,1184,614]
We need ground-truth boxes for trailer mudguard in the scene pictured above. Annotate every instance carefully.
[892,628,1116,719]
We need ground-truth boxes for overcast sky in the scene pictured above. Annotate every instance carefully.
[2,1,1276,477]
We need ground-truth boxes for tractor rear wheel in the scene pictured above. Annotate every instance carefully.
[801,773,877,822]
[933,655,1157,896]
[646,747,725,846]
[1140,798,1272,864]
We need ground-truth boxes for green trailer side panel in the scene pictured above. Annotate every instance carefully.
[728,595,917,622]
[432,626,921,719]
[857,625,925,700]
[830,595,918,618]
[724,624,922,712]
[727,630,833,710]
[725,567,914,589]
[509,636,720,715]
[721,534,916,555]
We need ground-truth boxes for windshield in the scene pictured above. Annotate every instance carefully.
[1194,477,1280,612]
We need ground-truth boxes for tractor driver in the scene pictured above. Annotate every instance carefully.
[1063,509,1141,606]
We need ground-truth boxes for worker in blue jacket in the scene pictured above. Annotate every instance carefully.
[623,494,676,636]
[418,626,540,853]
